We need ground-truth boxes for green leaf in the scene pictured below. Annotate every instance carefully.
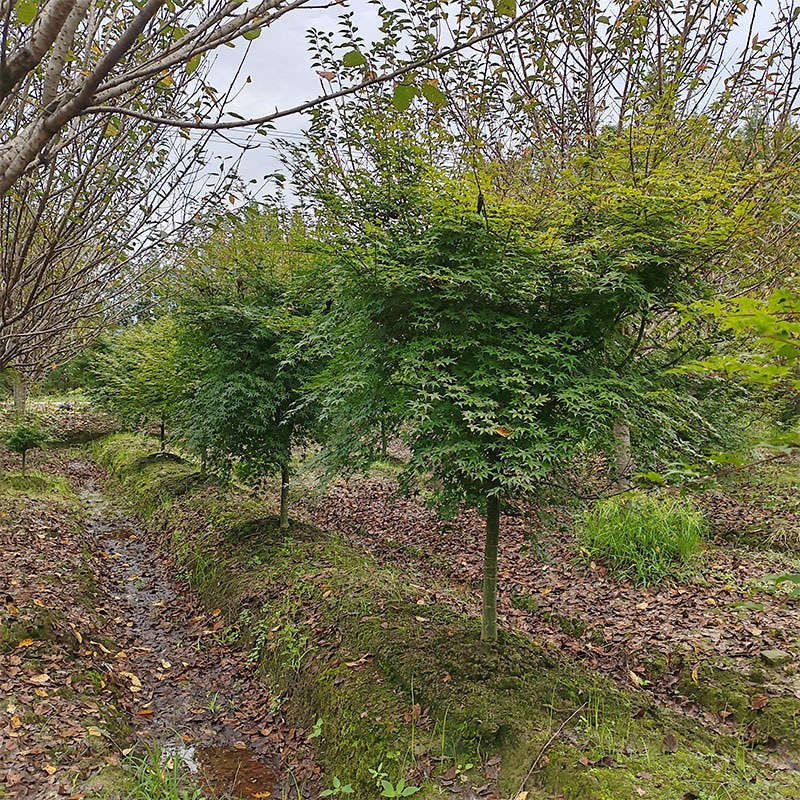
[15,0,37,24]
[392,84,417,111]
[420,82,447,107]
[494,0,516,17]
[243,27,261,40]
[342,49,367,68]
[103,117,121,137]
[186,54,202,76]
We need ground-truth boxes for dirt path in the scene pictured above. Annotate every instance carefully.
[1,455,320,798]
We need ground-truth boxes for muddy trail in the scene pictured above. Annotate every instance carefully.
[0,455,320,799]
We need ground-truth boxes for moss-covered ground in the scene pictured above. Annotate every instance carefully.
[92,434,800,799]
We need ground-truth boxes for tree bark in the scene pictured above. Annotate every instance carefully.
[481,493,501,642]
[612,419,633,490]
[380,418,388,459]
[279,464,290,530]
[11,377,28,418]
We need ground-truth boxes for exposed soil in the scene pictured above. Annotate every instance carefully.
[0,452,320,798]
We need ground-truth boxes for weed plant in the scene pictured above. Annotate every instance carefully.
[580,492,706,585]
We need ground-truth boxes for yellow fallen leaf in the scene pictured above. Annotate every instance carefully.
[136,708,155,716]
[86,726,104,737]
[10,715,22,730]
[43,764,57,775]
[15,638,34,649]
[118,671,142,688]
[160,659,171,670]
[253,793,271,799]
[28,674,50,685]
[33,688,48,698]
[211,608,222,617]
[33,598,46,608]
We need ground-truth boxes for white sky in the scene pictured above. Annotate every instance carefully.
[199,1,383,198]
[196,0,786,200]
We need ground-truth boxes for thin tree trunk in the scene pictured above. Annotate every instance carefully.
[160,419,166,452]
[279,464,290,530]
[380,418,388,459]
[21,449,27,476]
[481,493,501,643]
[612,420,633,490]
[12,377,28,418]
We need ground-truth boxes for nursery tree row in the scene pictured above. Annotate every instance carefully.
[88,3,800,641]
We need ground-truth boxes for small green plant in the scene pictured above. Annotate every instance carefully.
[205,691,222,715]
[127,744,206,800]
[369,763,389,788]
[308,717,323,739]
[320,776,354,797]
[380,778,420,798]
[762,572,800,597]
[580,492,706,585]
[3,418,49,475]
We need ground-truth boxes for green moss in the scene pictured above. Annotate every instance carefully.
[94,434,800,800]
[0,470,75,497]
[677,662,800,750]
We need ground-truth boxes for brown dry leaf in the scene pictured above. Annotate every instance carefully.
[117,671,142,692]
[28,673,50,685]
[751,694,770,710]
[495,426,513,438]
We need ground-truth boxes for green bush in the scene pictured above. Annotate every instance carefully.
[3,417,50,474]
[580,492,706,585]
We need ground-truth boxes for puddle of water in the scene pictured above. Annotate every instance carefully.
[167,743,278,798]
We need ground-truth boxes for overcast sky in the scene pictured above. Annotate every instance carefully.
[194,0,785,202]
[196,2,384,200]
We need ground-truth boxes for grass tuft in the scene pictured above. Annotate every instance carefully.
[580,492,706,585]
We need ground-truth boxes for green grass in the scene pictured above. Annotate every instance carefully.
[580,492,706,585]
[85,745,208,800]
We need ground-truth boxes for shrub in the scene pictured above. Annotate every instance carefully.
[580,492,706,585]
[3,418,50,474]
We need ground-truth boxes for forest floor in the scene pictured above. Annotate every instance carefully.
[0,447,320,799]
[301,458,800,724]
[2,409,800,798]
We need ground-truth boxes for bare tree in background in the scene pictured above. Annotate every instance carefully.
[0,65,238,394]
[0,0,534,196]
